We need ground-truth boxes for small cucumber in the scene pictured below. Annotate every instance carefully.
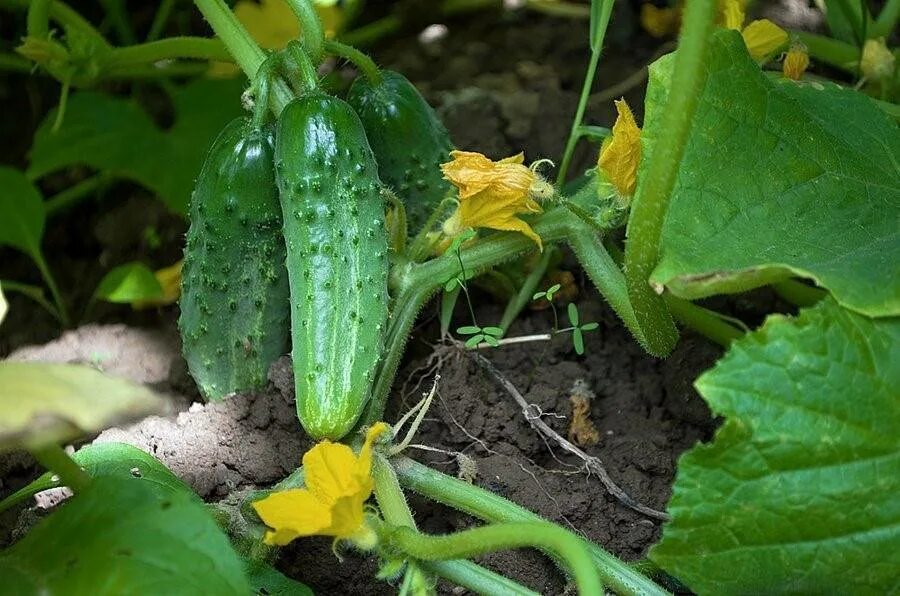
[347,70,453,232]
[276,93,389,440]
[180,118,289,400]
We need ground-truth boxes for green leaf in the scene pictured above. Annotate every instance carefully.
[0,167,45,259]
[28,79,244,215]
[651,299,900,594]
[483,335,500,347]
[532,291,547,300]
[464,334,485,348]
[245,562,313,596]
[0,362,165,452]
[822,0,868,44]
[580,322,599,332]
[572,328,585,355]
[456,325,482,335]
[444,278,459,292]
[646,31,900,318]
[94,262,164,304]
[567,303,579,326]
[0,476,248,594]
[482,326,504,337]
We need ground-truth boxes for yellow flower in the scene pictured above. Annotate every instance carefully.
[860,38,895,82]
[782,45,809,80]
[253,422,389,546]
[720,0,745,31]
[640,4,681,38]
[441,151,547,251]
[597,99,642,199]
[133,260,183,309]
[741,19,788,61]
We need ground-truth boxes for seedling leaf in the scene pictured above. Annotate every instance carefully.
[464,334,485,348]
[580,322,599,332]
[572,328,585,355]
[482,326,504,337]
[456,326,482,335]
[651,299,900,593]
[567,303,579,326]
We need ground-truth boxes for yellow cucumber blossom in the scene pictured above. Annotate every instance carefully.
[720,0,745,31]
[252,422,389,547]
[440,150,550,251]
[860,38,895,83]
[739,19,788,62]
[782,45,809,80]
[598,99,642,200]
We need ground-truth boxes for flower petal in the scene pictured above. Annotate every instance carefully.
[303,440,366,504]
[252,489,332,545]
[782,46,809,80]
[741,19,788,62]
[720,0,745,30]
[598,99,642,198]
[482,216,543,251]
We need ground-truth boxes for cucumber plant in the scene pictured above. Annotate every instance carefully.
[1,0,897,594]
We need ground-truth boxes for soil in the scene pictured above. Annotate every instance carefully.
[0,6,739,595]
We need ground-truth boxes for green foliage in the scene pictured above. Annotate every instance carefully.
[0,362,165,452]
[93,262,163,304]
[28,79,245,215]
[245,562,314,596]
[646,31,900,318]
[0,476,248,595]
[651,299,900,594]
[822,0,869,45]
[0,168,44,260]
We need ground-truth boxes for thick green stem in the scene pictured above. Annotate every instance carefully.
[3,0,109,47]
[771,279,827,308]
[28,443,90,493]
[102,37,232,71]
[27,0,51,39]
[663,295,742,347]
[556,0,614,185]
[192,0,293,112]
[793,31,859,73]
[420,560,541,596]
[284,0,325,62]
[623,0,717,357]
[375,520,602,595]
[393,457,668,596]
[323,39,382,85]
[284,41,320,91]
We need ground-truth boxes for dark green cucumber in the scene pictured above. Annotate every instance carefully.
[179,118,289,400]
[347,70,453,232]
[276,93,389,440]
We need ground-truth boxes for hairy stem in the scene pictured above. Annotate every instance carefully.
[374,520,602,595]
[323,39,382,85]
[623,0,717,357]
[392,456,668,596]
[284,0,325,62]
[102,37,232,71]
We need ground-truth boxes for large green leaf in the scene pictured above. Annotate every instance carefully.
[0,167,45,258]
[0,476,248,594]
[28,79,244,215]
[645,31,900,317]
[651,299,900,594]
[0,363,165,452]
[245,562,314,596]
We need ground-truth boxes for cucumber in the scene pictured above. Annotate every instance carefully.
[275,93,389,440]
[179,118,289,400]
[347,70,453,232]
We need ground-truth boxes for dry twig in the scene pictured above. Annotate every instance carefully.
[469,351,670,522]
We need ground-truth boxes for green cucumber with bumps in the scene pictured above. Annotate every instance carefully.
[179,118,289,400]
[276,93,389,440]
[347,70,453,232]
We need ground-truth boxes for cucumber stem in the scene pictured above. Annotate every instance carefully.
[284,41,319,91]
[623,0,718,357]
[28,443,90,494]
[323,39,382,85]
[284,0,325,62]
